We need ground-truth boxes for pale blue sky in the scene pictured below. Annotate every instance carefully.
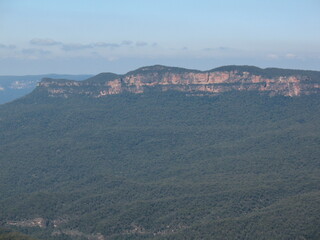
[0,0,319,74]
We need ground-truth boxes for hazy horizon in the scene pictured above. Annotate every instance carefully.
[1,0,320,75]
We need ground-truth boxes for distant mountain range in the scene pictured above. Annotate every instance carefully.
[2,66,320,105]
[36,65,320,99]
[0,74,92,104]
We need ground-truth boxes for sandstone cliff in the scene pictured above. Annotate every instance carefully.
[37,65,320,98]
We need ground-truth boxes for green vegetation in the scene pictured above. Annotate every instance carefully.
[123,64,320,80]
[84,72,120,83]
[0,228,38,240]
[0,90,319,239]
[211,65,320,79]
[125,65,201,75]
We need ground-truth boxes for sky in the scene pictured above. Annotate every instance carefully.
[0,0,320,75]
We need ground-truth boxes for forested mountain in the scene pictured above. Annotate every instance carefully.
[0,228,39,240]
[38,65,320,98]
[0,66,320,239]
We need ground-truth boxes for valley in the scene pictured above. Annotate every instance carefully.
[0,66,319,239]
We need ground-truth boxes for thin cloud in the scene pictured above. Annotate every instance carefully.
[61,41,132,51]
[217,46,231,51]
[22,48,51,55]
[121,40,133,46]
[93,42,120,48]
[203,46,233,51]
[267,53,279,59]
[285,53,296,59]
[61,43,93,51]
[29,39,153,49]
[136,41,148,47]
[0,43,16,49]
[266,53,297,60]
[30,38,62,46]
[20,48,51,59]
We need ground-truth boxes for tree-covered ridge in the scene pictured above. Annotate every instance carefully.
[84,72,120,83]
[211,65,320,79]
[39,65,320,86]
[36,65,320,99]
[126,64,320,79]
[0,228,38,240]
[126,65,202,75]
[0,91,319,239]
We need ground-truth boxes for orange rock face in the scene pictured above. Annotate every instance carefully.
[39,70,320,98]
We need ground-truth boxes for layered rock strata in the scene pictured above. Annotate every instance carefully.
[38,65,320,97]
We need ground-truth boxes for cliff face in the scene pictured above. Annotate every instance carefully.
[38,65,320,98]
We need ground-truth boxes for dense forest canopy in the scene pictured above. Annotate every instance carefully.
[0,87,319,239]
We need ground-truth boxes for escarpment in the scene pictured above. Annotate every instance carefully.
[37,65,320,98]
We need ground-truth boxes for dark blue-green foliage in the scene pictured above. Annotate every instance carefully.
[0,91,319,239]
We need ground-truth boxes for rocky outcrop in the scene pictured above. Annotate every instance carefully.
[6,217,105,240]
[37,65,320,98]
[7,218,48,228]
